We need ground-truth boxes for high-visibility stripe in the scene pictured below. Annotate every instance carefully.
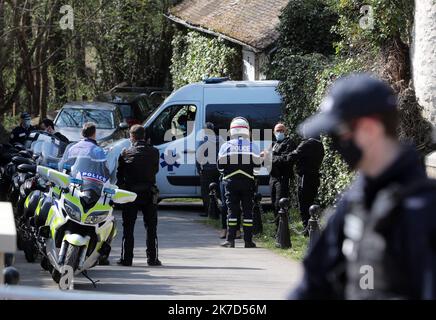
[228,218,238,221]
[228,223,238,226]
[223,169,254,180]
[243,223,253,227]
[243,219,253,222]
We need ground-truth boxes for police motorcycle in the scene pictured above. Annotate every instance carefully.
[37,154,136,287]
[4,131,55,206]
[17,138,67,262]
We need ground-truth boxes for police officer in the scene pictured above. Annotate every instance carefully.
[218,117,261,248]
[61,122,112,265]
[40,118,70,144]
[290,73,436,299]
[197,122,222,217]
[262,123,297,229]
[287,136,324,232]
[117,125,161,266]
[10,112,36,145]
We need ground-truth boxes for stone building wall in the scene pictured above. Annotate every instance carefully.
[411,0,436,125]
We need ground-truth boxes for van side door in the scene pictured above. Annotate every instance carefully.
[148,102,199,198]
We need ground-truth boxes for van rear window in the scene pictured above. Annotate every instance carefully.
[205,104,282,140]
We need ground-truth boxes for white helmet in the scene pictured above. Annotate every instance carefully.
[230,117,250,137]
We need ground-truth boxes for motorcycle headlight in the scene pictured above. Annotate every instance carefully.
[64,202,81,222]
[85,211,109,225]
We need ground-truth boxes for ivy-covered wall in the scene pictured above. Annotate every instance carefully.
[269,0,433,207]
[170,29,242,89]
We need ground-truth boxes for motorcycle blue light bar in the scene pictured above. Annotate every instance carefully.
[48,162,58,169]
[70,178,83,185]
[103,188,116,195]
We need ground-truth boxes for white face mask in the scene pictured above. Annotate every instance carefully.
[275,132,285,142]
[23,120,31,128]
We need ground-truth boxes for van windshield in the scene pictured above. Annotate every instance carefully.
[205,104,282,140]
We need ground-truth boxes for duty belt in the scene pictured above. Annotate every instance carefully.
[223,169,254,180]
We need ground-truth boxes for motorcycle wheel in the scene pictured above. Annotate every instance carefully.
[64,245,81,271]
[52,270,61,284]
[23,239,38,263]
[40,256,51,271]
[17,232,24,251]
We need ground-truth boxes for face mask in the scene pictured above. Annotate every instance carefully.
[332,135,363,170]
[23,120,31,129]
[275,132,285,142]
[179,124,187,132]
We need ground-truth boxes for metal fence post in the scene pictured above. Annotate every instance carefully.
[208,182,220,220]
[252,193,263,235]
[275,198,292,249]
[308,205,321,249]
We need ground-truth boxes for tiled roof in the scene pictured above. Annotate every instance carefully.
[169,0,288,51]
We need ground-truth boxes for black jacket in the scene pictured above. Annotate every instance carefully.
[287,138,324,177]
[291,145,436,299]
[270,137,297,179]
[9,125,37,145]
[117,141,159,200]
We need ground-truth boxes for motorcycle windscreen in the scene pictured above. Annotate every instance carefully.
[70,156,110,195]
[40,139,64,169]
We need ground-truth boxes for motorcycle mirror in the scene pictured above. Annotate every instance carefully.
[111,189,137,204]
[36,165,50,179]
[48,169,70,189]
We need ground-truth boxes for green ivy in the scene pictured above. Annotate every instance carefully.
[276,0,339,55]
[326,0,414,53]
[314,57,366,206]
[170,30,242,89]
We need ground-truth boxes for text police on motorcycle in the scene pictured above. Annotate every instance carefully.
[290,73,436,299]
[10,112,36,145]
[218,117,262,248]
[116,125,161,266]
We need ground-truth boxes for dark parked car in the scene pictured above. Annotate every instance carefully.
[53,102,129,145]
[96,87,171,127]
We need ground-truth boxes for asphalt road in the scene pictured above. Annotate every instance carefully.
[12,203,302,299]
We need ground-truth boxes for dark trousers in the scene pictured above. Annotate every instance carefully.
[200,168,220,214]
[121,201,158,262]
[298,174,320,228]
[219,179,228,229]
[270,176,290,227]
[220,178,242,230]
[223,178,255,242]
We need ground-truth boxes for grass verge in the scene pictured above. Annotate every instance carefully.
[201,208,308,261]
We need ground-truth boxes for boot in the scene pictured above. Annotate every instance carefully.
[245,241,257,248]
[221,240,235,248]
[148,258,162,266]
[116,258,132,266]
[220,229,227,239]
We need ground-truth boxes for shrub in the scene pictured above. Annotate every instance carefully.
[277,0,339,55]
[170,30,242,89]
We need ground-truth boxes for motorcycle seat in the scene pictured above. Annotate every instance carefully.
[12,156,34,166]
[17,164,37,174]
[18,150,33,159]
